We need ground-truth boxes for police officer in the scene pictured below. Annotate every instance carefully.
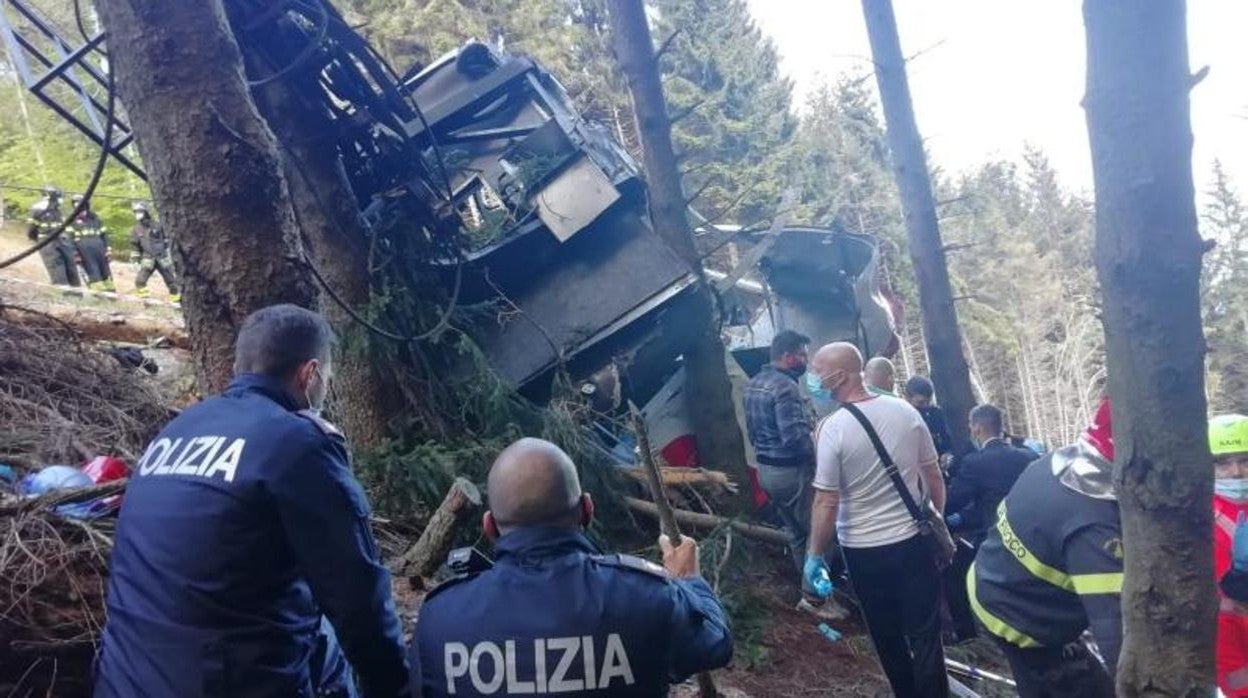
[69,194,115,291]
[409,438,733,697]
[968,398,1121,698]
[129,201,180,301]
[26,185,79,287]
[95,304,408,698]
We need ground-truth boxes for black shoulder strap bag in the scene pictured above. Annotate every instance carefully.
[840,402,956,569]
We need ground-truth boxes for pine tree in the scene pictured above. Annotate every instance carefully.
[1202,160,1248,413]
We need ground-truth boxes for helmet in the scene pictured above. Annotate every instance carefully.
[1082,397,1114,462]
[44,185,62,198]
[131,201,149,214]
[71,194,84,205]
[1210,414,1248,457]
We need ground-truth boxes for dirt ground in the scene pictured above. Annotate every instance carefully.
[0,224,178,301]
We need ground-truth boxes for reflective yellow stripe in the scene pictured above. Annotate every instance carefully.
[995,502,1076,592]
[966,562,1041,648]
[1070,572,1123,595]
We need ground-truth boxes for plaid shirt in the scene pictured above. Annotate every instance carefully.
[743,364,815,467]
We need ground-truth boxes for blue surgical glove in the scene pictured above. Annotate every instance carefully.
[946,512,963,530]
[804,554,833,599]
[1233,512,1248,572]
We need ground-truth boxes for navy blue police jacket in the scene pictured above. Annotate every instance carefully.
[94,373,408,698]
[409,527,733,697]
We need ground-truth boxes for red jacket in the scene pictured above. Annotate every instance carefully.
[1215,495,1248,696]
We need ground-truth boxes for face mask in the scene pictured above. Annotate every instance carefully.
[1216,478,1248,502]
[805,372,831,400]
[304,365,326,416]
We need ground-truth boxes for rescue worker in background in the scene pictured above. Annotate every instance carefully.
[744,329,848,621]
[942,404,1037,644]
[95,304,408,698]
[410,437,733,696]
[129,200,180,302]
[1208,414,1248,696]
[69,194,115,291]
[904,376,955,466]
[25,185,79,287]
[864,356,898,397]
[969,398,1121,698]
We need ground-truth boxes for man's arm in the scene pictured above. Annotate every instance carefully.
[944,457,977,517]
[913,417,945,512]
[774,383,814,461]
[808,488,840,558]
[272,435,408,697]
[660,536,733,679]
[1065,523,1125,677]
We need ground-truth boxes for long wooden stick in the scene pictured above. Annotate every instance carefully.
[624,497,790,545]
[629,401,718,698]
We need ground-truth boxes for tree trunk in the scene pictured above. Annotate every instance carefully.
[94,0,317,392]
[228,10,404,447]
[861,0,977,454]
[1083,1,1215,694]
[395,477,482,579]
[607,0,750,510]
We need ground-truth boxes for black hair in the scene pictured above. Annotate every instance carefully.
[233,304,334,379]
[770,329,811,361]
[904,375,935,399]
[970,403,1005,435]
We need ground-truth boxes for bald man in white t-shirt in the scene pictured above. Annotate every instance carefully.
[804,343,947,698]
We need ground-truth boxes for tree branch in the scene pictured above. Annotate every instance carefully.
[653,29,681,63]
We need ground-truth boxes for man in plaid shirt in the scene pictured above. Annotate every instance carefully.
[744,330,847,621]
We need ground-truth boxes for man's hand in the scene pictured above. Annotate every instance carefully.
[1234,512,1248,572]
[660,534,700,579]
[803,554,833,598]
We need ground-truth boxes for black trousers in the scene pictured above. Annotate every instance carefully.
[135,256,179,294]
[38,241,79,286]
[942,538,978,641]
[75,236,111,285]
[997,638,1114,698]
[842,535,947,698]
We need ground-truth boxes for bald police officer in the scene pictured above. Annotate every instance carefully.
[410,438,733,697]
[96,304,407,698]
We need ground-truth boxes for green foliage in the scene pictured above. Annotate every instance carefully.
[1201,160,1248,414]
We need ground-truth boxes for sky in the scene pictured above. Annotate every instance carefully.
[745,1,1248,198]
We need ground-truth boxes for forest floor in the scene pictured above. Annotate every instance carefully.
[0,222,1015,696]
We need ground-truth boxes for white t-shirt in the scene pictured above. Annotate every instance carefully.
[813,395,940,548]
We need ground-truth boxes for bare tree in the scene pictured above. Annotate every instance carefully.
[608,0,750,510]
[94,0,316,391]
[1083,1,1215,694]
[860,0,977,452]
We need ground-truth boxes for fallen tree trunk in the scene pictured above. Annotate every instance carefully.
[395,478,482,578]
[624,496,789,545]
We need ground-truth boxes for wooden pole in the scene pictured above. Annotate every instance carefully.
[629,402,717,698]
[624,497,790,546]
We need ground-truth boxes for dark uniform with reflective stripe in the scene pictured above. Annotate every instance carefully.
[969,448,1122,698]
[131,218,179,294]
[27,198,80,287]
[95,373,407,698]
[409,528,733,697]
[71,210,114,289]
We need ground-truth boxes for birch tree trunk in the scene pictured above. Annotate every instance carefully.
[1083,1,1215,693]
[860,0,977,454]
[95,0,316,392]
[608,0,750,510]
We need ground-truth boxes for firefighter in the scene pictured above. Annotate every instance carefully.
[968,398,1121,698]
[69,194,115,291]
[129,201,180,302]
[25,186,79,287]
[1210,414,1248,697]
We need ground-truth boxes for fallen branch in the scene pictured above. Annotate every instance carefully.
[620,466,737,493]
[0,479,128,517]
[623,497,790,546]
[394,477,482,579]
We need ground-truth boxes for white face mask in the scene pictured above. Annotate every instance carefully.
[1216,478,1248,502]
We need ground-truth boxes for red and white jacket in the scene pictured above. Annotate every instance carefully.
[1215,495,1248,697]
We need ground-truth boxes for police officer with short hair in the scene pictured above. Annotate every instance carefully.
[69,194,115,291]
[409,438,733,697]
[26,185,80,287]
[95,304,408,698]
